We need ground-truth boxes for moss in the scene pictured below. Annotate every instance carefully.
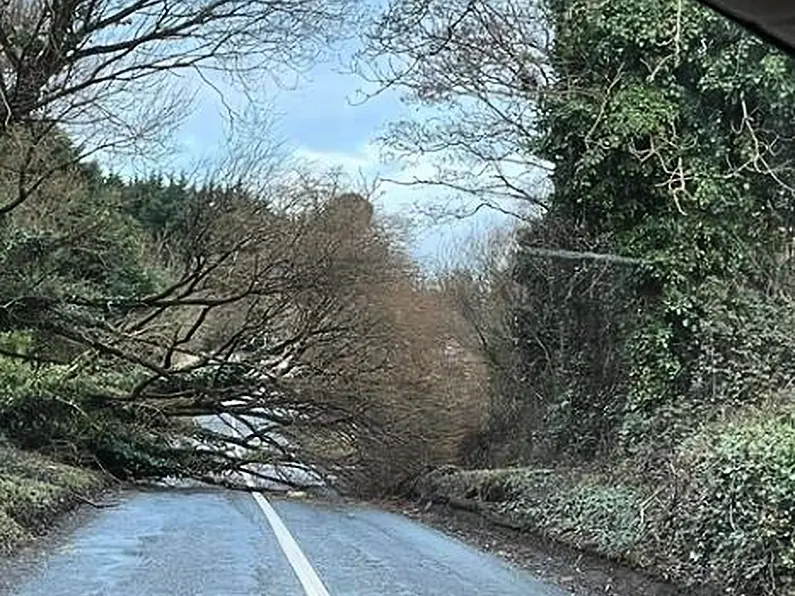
[0,446,106,556]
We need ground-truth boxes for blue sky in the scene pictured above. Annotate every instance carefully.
[143,43,515,268]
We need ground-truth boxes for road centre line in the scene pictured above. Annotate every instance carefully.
[227,414,331,596]
[249,490,331,596]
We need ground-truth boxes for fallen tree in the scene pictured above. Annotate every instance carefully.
[0,134,486,495]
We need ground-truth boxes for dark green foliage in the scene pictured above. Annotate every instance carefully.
[118,174,268,261]
[119,174,197,242]
[48,190,160,297]
[0,137,186,475]
[504,0,795,461]
[0,332,172,478]
[666,406,795,594]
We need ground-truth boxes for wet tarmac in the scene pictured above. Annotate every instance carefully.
[1,489,569,596]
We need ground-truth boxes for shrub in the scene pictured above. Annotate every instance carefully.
[669,406,795,594]
[0,333,181,478]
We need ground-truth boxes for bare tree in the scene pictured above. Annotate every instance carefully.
[0,0,358,129]
[0,0,360,214]
[0,122,500,491]
[0,146,469,492]
[357,0,553,219]
[427,226,528,463]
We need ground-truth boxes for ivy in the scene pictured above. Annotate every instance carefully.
[512,0,795,457]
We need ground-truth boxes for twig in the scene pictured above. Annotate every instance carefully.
[69,491,117,509]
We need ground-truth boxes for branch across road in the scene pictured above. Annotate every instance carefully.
[2,489,569,596]
[231,413,331,596]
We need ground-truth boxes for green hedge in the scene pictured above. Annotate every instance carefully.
[420,406,795,595]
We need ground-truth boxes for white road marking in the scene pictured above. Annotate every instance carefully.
[249,490,331,596]
[226,414,331,596]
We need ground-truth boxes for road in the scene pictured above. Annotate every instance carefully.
[1,488,569,596]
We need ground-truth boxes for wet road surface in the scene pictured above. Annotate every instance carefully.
[1,489,569,596]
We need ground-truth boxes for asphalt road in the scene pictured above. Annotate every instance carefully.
[1,489,569,596]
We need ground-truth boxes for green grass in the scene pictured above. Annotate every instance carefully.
[0,446,106,555]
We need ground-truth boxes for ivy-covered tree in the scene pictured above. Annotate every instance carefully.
[364,0,795,459]
[526,0,795,451]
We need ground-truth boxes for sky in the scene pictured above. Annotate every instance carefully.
[120,40,517,269]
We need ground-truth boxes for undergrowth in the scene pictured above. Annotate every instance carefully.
[421,401,795,595]
[0,444,106,555]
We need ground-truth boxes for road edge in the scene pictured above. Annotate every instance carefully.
[377,496,717,596]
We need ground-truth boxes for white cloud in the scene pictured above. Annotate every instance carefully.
[292,144,385,177]
[289,143,420,212]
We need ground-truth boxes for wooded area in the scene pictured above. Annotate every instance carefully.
[0,0,486,497]
[362,0,795,593]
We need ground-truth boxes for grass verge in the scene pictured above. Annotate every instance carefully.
[415,404,795,596]
[0,445,108,556]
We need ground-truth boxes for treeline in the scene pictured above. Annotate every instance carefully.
[5,0,795,589]
[365,0,795,593]
[0,0,494,497]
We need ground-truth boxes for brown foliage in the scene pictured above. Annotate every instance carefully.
[0,126,487,492]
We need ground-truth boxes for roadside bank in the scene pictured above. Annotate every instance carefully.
[405,458,795,596]
[0,446,110,556]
